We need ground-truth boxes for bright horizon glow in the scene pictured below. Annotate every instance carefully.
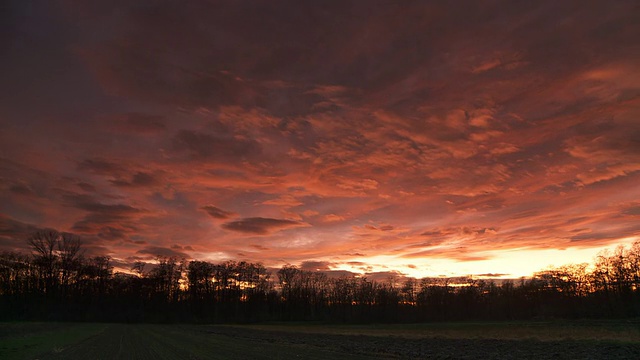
[1,1,639,280]
[322,236,640,280]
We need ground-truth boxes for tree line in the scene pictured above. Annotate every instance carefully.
[1,230,640,323]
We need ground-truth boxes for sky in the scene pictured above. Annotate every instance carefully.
[1,0,639,279]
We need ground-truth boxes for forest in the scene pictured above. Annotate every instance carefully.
[1,230,640,323]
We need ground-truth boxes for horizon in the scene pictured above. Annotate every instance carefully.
[8,229,635,283]
[1,1,639,280]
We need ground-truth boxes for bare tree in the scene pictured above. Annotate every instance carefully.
[132,261,146,277]
[28,230,61,293]
[58,233,82,289]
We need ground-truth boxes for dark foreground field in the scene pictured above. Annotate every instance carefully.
[2,320,640,359]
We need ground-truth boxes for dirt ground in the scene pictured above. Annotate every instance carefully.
[2,322,640,359]
[205,325,640,359]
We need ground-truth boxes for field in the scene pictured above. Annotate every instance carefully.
[2,320,640,359]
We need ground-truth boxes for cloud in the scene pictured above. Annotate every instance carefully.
[110,172,159,188]
[136,246,189,259]
[171,244,194,251]
[96,226,126,241]
[65,194,142,215]
[364,270,407,283]
[0,215,42,245]
[1,0,638,278]
[569,230,630,243]
[172,129,262,161]
[622,205,640,216]
[103,112,166,134]
[63,194,145,238]
[364,224,395,232]
[322,214,345,223]
[474,273,510,278]
[402,248,492,262]
[77,158,125,175]
[9,183,36,197]
[262,194,304,207]
[76,182,97,192]
[564,124,640,185]
[201,205,235,220]
[299,260,332,271]
[302,210,319,217]
[222,217,306,235]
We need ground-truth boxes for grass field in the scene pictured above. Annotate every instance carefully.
[1,320,639,359]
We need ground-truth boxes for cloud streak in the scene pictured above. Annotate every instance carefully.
[201,205,235,220]
[222,218,306,235]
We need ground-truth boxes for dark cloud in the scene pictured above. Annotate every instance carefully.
[344,253,366,257]
[421,226,497,238]
[77,182,96,192]
[0,215,41,244]
[63,194,144,237]
[308,269,358,279]
[222,217,305,235]
[136,246,188,259]
[570,231,626,243]
[0,216,90,254]
[622,205,640,216]
[172,130,262,161]
[346,261,374,272]
[110,172,158,188]
[77,158,124,175]
[201,205,235,220]
[474,273,510,278]
[364,270,407,283]
[96,226,126,241]
[300,260,331,271]
[74,1,638,115]
[64,194,141,215]
[105,112,166,134]
[71,215,138,236]
[402,247,492,262]
[9,184,35,196]
[74,1,348,111]
[130,172,157,186]
[364,224,395,232]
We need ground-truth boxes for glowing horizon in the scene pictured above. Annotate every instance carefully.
[1,1,639,280]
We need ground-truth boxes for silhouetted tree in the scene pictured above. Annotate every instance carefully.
[149,256,183,302]
[28,230,60,294]
[4,231,640,323]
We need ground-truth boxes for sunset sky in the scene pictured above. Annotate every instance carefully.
[1,0,639,279]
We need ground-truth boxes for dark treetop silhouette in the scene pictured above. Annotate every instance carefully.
[1,230,639,323]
